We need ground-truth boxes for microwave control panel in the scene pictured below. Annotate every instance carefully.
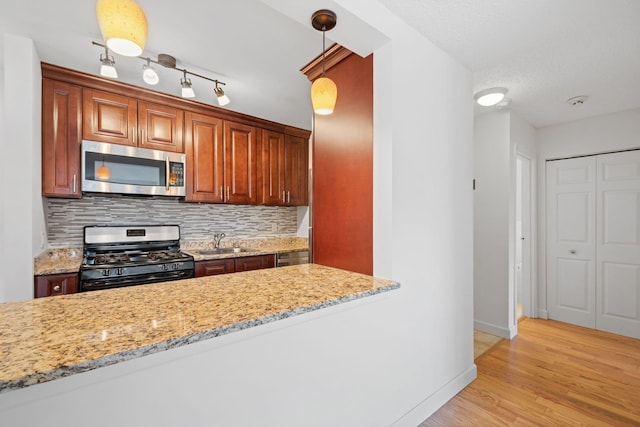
[168,162,184,187]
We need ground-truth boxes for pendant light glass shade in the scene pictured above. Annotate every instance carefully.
[311,77,337,115]
[96,0,148,57]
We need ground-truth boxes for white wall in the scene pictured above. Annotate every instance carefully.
[0,1,475,423]
[473,112,511,336]
[0,34,45,303]
[473,111,536,338]
[535,108,640,317]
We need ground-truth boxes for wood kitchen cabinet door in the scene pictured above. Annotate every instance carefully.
[224,121,258,205]
[34,273,79,298]
[42,78,82,198]
[83,88,137,146]
[284,134,309,206]
[138,101,184,152]
[184,112,225,203]
[261,130,286,205]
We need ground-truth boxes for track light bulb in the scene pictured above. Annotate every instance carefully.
[99,48,118,78]
[181,77,195,98]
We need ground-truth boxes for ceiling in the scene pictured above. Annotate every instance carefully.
[1,0,639,130]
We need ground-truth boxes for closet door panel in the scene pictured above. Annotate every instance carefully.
[596,150,640,339]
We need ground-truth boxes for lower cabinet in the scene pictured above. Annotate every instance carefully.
[34,273,79,298]
[195,254,275,278]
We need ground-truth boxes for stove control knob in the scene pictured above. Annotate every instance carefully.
[172,263,179,270]
[162,264,169,271]
[102,269,110,277]
[116,268,124,275]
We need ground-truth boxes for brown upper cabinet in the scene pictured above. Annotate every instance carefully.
[261,131,308,206]
[184,114,258,204]
[83,89,184,152]
[184,111,225,202]
[42,78,82,198]
[41,63,310,203]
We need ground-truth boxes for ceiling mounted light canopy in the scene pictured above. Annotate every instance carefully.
[474,87,508,107]
[96,0,148,57]
[310,9,338,115]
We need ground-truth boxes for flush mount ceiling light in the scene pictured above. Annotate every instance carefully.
[474,87,508,107]
[91,42,230,106]
[310,9,338,115]
[96,0,148,57]
[99,45,118,78]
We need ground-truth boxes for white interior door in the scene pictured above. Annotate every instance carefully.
[596,150,640,339]
[547,157,596,328]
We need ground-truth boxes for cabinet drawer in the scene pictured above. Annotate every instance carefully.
[34,273,79,298]
[195,259,235,277]
[235,254,275,272]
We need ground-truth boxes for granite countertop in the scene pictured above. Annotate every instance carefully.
[0,264,399,393]
[34,237,309,275]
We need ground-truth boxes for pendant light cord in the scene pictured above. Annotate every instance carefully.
[322,26,327,77]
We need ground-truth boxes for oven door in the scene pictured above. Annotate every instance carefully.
[80,269,194,292]
[81,140,186,196]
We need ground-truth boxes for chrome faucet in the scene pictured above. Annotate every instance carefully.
[213,232,226,249]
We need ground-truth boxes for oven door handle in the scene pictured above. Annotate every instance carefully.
[165,157,170,190]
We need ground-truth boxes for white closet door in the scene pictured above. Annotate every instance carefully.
[547,157,597,328]
[596,150,640,339]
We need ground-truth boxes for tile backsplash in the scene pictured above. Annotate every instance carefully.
[46,195,298,248]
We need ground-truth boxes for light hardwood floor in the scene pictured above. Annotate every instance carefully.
[421,318,640,426]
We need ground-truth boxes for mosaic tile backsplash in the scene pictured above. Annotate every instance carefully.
[46,195,299,248]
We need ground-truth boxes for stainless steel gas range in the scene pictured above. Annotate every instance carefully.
[79,225,194,292]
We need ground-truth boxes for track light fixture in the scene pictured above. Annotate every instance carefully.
[142,58,159,85]
[214,82,230,106]
[310,9,338,115]
[99,45,118,78]
[180,70,195,98]
[91,41,229,106]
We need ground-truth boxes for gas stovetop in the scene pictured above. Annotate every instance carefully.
[79,225,195,292]
[83,249,192,268]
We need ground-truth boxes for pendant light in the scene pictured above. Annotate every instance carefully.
[96,0,148,57]
[310,10,337,115]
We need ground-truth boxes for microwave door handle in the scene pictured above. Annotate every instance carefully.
[165,157,170,190]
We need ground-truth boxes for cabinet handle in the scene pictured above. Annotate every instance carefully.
[132,127,136,144]
[226,186,230,201]
[287,191,291,204]
[72,174,77,193]
[53,285,61,292]
[282,191,286,203]
[165,157,170,190]
[140,128,145,145]
[220,186,224,201]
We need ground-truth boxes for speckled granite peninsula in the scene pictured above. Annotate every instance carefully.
[0,264,399,393]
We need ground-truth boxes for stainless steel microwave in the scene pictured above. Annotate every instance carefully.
[81,140,186,197]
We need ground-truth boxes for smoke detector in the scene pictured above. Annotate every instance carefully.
[567,95,588,107]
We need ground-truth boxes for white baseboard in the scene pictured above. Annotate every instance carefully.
[390,364,477,427]
[474,319,512,338]
[538,309,549,319]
